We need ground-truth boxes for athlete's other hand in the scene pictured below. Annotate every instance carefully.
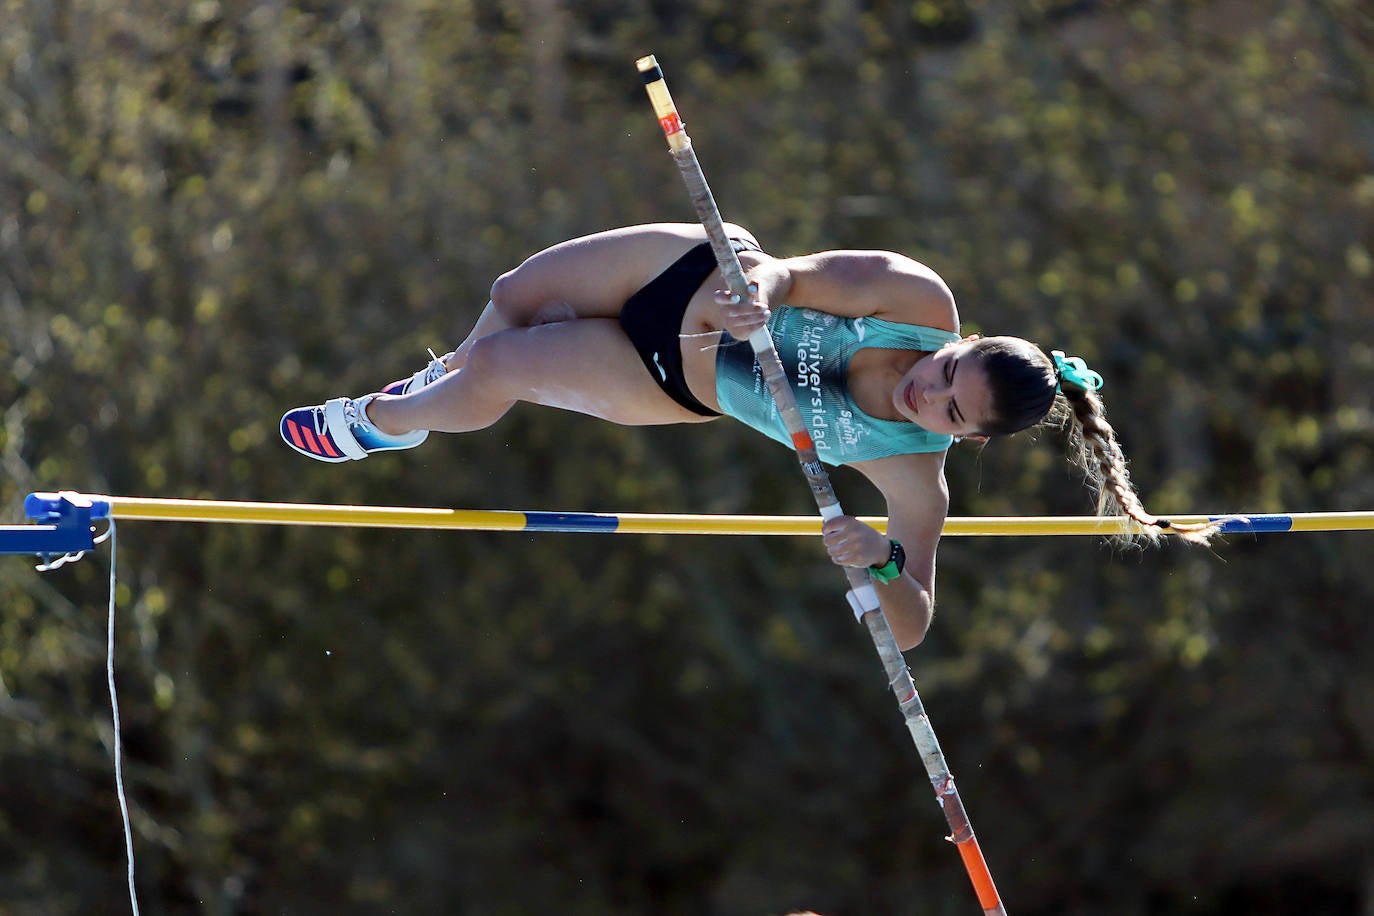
[715,282,770,340]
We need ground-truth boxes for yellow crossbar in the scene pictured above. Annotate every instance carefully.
[77,496,1374,537]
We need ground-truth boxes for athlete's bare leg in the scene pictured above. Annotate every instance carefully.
[369,222,759,434]
[442,222,756,369]
[369,318,715,434]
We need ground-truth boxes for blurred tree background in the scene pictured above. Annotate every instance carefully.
[2,0,1372,913]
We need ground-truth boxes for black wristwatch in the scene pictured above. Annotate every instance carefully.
[869,539,906,584]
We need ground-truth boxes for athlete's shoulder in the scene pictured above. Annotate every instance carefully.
[865,252,958,330]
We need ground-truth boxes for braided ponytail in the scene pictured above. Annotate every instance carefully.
[973,336,1220,546]
[1054,383,1220,545]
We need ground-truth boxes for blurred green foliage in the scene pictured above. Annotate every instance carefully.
[2,1,1372,913]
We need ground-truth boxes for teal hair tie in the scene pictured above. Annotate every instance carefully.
[1051,350,1104,392]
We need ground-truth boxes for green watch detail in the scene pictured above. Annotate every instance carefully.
[869,539,905,584]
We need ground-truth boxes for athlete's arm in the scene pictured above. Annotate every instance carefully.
[826,450,948,651]
[746,251,959,329]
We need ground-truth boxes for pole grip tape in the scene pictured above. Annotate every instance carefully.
[846,584,881,621]
[747,326,774,352]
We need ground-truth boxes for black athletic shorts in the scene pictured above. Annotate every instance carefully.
[619,237,764,417]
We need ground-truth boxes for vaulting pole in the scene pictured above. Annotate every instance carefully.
[636,54,1007,915]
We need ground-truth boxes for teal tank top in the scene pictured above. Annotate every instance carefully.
[714,307,961,466]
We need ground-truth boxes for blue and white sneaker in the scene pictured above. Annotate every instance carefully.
[383,349,450,397]
[280,394,427,462]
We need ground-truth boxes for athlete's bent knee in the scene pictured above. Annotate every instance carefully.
[488,270,521,322]
[462,330,510,376]
[490,268,574,327]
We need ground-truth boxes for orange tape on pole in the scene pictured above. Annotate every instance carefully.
[956,838,1005,914]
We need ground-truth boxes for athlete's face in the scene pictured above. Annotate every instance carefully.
[892,338,993,438]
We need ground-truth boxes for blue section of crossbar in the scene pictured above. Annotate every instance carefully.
[1212,514,1293,534]
[0,492,100,556]
[522,511,621,532]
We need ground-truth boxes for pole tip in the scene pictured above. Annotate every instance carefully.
[635,54,658,72]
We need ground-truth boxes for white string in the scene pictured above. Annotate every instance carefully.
[678,329,740,353]
[35,548,91,571]
[104,521,141,915]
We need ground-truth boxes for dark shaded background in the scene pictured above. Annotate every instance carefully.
[2,1,1372,913]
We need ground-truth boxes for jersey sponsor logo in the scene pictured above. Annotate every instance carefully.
[835,408,865,453]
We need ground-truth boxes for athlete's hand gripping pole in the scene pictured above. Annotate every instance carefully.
[637,54,1007,916]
